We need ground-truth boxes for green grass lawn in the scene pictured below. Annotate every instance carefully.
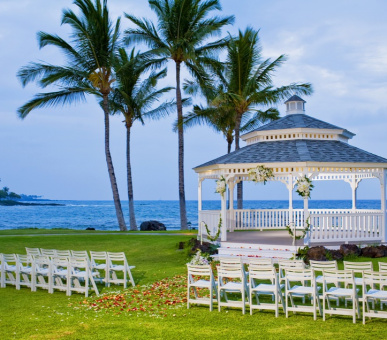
[1,231,387,339]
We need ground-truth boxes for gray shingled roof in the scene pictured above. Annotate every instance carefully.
[248,114,354,136]
[194,140,387,169]
[285,95,305,103]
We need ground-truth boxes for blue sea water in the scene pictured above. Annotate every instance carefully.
[0,200,381,231]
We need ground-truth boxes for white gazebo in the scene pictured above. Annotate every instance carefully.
[194,96,387,255]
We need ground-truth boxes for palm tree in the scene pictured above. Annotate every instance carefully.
[223,27,313,208]
[110,48,175,230]
[124,0,234,229]
[17,0,128,230]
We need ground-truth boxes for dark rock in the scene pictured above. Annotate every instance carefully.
[188,238,218,256]
[340,244,360,257]
[140,220,166,231]
[85,227,95,230]
[329,249,344,261]
[361,246,385,258]
[178,241,185,250]
[307,246,327,261]
[377,245,387,257]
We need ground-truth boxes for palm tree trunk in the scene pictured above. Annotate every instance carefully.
[102,95,127,231]
[176,61,188,230]
[235,113,243,209]
[126,123,137,231]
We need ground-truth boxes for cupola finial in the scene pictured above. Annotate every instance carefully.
[285,95,306,115]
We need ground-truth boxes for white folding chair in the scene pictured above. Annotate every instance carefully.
[71,250,89,260]
[16,254,33,290]
[217,261,248,314]
[310,260,339,306]
[25,248,41,256]
[68,258,99,297]
[0,254,4,288]
[322,270,360,324]
[249,263,284,317]
[50,257,70,294]
[187,264,217,311]
[107,252,135,288]
[55,250,71,257]
[90,251,108,285]
[362,271,387,324]
[40,249,56,257]
[285,268,321,320]
[31,255,51,292]
[343,261,373,287]
[2,254,17,287]
[278,260,305,284]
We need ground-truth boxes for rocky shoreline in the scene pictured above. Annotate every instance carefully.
[0,200,64,207]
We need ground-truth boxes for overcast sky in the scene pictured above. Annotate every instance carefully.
[1,0,386,202]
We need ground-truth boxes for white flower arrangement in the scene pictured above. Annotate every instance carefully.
[296,175,314,198]
[189,250,210,265]
[215,176,226,196]
[248,165,274,184]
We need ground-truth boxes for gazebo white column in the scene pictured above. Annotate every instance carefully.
[228,179,235,232]
[221,183,227,242]
[381,170,387,242]
[288,174,294,224]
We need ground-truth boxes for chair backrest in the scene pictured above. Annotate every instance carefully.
[343,261,373,273]
[310,260,338,271]
[249,263,277,281]
[378,262,387,272]
[71,250,89,259]
[2,254,17,270]
[16,254,30,268]
[51,256,69,270]
[26,247,41,256]
[323,269,355,287]
[69,257,89,271]
[40,249,56,257]
[217,263,245,280]
[90,251,107,261]
[363,271,387,288]
[278,260,305,278]
[248,258,273,267]
[56,250,71,257]
[284,268,314,286]
[187,264,213,277]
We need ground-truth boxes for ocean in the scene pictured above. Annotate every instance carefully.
[0,199,382,231]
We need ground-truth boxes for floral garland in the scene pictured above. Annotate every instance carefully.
[248,165,274,184]
[296,175,314,198]
[203,216,222,242]
[189,250,210,265]
[286,218,310,240]
[215,176,226,196]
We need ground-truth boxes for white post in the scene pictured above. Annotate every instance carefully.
[303,197,310,246]
[198,178,203,239]
[381,170,386,242]
[351,176,358,212]
[228,179,235,232]
[288,174,294,225]
[221,186,227,242]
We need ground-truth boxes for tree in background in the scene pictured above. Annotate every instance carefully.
[17,0,127,230]
[124,0,234,229]
[109,48,175,230]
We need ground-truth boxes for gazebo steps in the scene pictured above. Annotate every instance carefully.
[217,242,297,260]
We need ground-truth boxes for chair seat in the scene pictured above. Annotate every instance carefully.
[5,265,17,271]
[354,277,363,285]
[288,285,315,295]
[221,282,244,291]
[251,283,276,293]
[20,267,32,274]
[36,269,50,275]
[93,264,106,270]
[366,289,387,299]
[190,279,214,288]
[326,287,354,296]
[316,275,323,283]
[53,270,68,276]
[110,265,125,271]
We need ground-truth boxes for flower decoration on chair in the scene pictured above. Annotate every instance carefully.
[296,175,314,198]
[189,250,210,265]
[215,176,226,197]
[248,165,274,184]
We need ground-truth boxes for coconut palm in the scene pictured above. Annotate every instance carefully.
[124,0,234,229]
[17,0,128,230]
[223,27,313,208]
[109,48,175,230]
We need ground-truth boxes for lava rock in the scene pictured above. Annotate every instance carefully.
[377,245,387,257]
[340,244,360,257]
[361,246,385,258]
[85,227,95,230]
[329,249,344,261]
[307,246,327,261]
[140,220,166,231]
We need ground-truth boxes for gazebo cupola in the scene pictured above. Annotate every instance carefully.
[285,95,306,114]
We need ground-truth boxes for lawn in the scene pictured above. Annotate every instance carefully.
[0,231,387,340]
